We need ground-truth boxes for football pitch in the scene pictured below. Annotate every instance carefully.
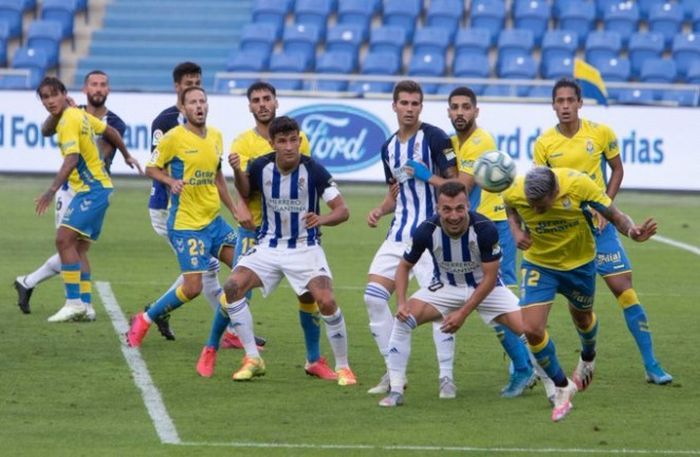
[1,175,699,457]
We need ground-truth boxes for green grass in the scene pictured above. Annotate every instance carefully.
[1,175,699,456]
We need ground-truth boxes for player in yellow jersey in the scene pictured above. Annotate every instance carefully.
[534,78,671,385]
[126,87,243,348]
[195,82,337,380]
[34,77,135,323]
[503,166,657,422]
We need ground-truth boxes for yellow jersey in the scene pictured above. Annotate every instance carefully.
[230,128,310,226]
[533,119,619,192]
[453,127,505,221]
[56,107,112,192]
[502,168,612,271]
[148,125,224,231]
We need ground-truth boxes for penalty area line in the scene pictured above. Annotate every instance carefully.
[652,235,700,257]
[95,281,181,445]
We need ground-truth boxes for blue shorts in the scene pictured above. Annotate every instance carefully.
[595,223,632,276]
[235,227,258,262]
[495,220,517,287]
[519,259,596,311]
[60,188,113,241]
[169,216,237,273]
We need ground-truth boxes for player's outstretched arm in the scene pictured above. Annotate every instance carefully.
[600,205,657,242]
[506,206,532,250]
[102,125,143,174]
[35,154,78,215]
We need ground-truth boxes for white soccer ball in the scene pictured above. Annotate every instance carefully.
[473,150,517,193]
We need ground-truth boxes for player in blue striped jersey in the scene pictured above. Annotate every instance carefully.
[378,181,528,407]
[224,116,356,386]
[364,80,460,398]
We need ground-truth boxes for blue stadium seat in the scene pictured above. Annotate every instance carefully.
[413,26,450,56]
[528,85,553,98]
[603,1,639,47]
[0,22,8,66]
[637,0,664,20]
[616,88,656,105]
[497,29,535,62]
[628,32,664,78]
[437,83,464,95]
[426,0,463,40]
[408,52,446,94]
[595,56,631,81]
[369,25,406,59]
[26,20,62,67]
[348,50,401,95]
[660,89,699,107]
[552,0,577,19]
[313,50,355,91]
[541,55,573,79]
[640,58,677,85]
[541,30,578,62]
[585,31,622,64]
[498,55,537,96]
[483,84,516,97]
[325,23,364,66]
[40,0,77,46]
[21,0,35,14]
[282,23,321,69]
[687,60,700,83]
[513,0,551,46]
[0,0,23,40]
[452,53,489,94]
[470,0,506,45]
[12,47,49,87]
[454,27,491,58]
[226,51,268,72]
[596,0,618,19]
[382,0,421,40]
[269,50,309,90]
[648,2,683,49]
[294,0,332,39]
[694,8,700,33]
[682,0,700,20]
[239,23,277,56]
[558,1,596,47]
[336,0,373,39]
[252,0,289,40]
[672,33,700,80]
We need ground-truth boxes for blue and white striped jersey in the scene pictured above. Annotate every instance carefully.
[404,213,503,288]
[381,122,456,242]
[149,105,185,210]
[248,153,340,248]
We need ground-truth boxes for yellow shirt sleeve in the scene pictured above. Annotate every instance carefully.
[600,123,620,161]
[149,130,175,168]
[85,112,107,136]
[533,137,547,166]
[300,131,311,156]
[57,109,82,156]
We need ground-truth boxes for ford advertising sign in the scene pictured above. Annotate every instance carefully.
[286,104,391,174]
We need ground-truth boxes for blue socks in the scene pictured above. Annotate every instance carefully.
[530,332,567,387]
[146,286,188,321]
[494,325,531,372]
[624,304,656,367]
[206,308,231,350]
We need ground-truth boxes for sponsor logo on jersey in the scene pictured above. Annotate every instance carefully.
[286,104,390,173]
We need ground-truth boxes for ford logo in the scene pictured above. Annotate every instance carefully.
[286,104,391,173]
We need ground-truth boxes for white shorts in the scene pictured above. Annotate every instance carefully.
[411,284,520,325]
[149,208,169,239]
[55,186,75,228]
[368,240,434,288]
[235,244,332,297]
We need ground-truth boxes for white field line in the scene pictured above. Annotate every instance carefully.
[95,281,181,445]
[651,235,700,257]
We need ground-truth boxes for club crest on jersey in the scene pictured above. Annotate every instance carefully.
[264,179,272,187]
[586,139,594,154]
[414,142,421,155]
[472,137,482,145]
[562,197,572,208]
[298,177,306,190]
[190,257,199,268]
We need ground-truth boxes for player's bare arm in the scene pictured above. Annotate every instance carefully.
[146,165,184,195]
[229,153,251,198]
[35,154,79,215]
[394,259,414,322]
[458,171,477,194]
[599,205,657,242]
[304,194,349,229]
[367,187,397,227]
[506,206,532,250]
[441,259,499,334]
[102,125,143,174]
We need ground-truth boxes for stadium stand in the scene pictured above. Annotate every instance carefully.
[413,26,451,56]
[512,0,551,46]
[326,23,364,67]
[541,30,578,61]
[0,0,23,40]
[672,33,700,80]
[602,1,639,47]
[40,0,77,48]
[407,51,446,94]
[557,0,596,47]
[585,31,622,65]
[0,22,8,66]
[294,0,332,40]
[26,20,62,67]
[382,0,421,41]
[11,46,48,88]
[337,0,374,40]
[454,27,491,59]
[629,32,665,78]
[425,0,463,41]
[470,0,506,46]
[648,2,684,49]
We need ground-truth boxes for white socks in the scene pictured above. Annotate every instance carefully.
[23,253,61,288]
[432,321,455,380]
[225,298,258,358]
[322,308,349,369]
[364,282,393,366]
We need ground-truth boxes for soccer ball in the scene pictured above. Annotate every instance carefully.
[473,151,517,193]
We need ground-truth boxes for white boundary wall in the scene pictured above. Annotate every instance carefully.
[1,90,698,191]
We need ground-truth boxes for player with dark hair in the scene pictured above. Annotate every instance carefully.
[534,78,672,385]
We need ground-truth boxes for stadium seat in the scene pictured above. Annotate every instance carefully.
[637,0,664,20]
[382,0,421,40]
[282,23,321,69]
[541,55,574,80]
[470,0,506,46]
[513,0,551,46]
[552,0,576,19]
[602,1,639,47]
[325,23,364,66]
[20,0,35,14]
[294,0,332,39]
[413,27,451,56]
[648,2,683,49]
[407,52,446,94]
[616,88,656,105]
[336,0,373,39]
[252,0,289,39]
[694,8,700,33]
[239,23,277,56]
[40,0,77,46]
[426,0,463,41]
[628,32,664,78]
[226,51,268,72]
[312,50,355,91]
[541,30,579,62]
[454,27,491,58]
[497,29,535,62]
[594,56,631,81]
[0,0,23,40]
[685,60,700,84]
[12,47,49,88]
[348,50,401,95]
[269,50,309,90]
[483,84,516,97]
[595,0,618,19]
[26,20,62,67]
[528,85,553,98]
[558,1,596,47]
[672,33,700,80]
[369,25,407,59]
[498,55,537,96]
[660,89,699,107]
[640,58,677,83]
[0,22,8,66]
[585,31,622,64]
[452,53,490,94]
[682,0,700,20]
